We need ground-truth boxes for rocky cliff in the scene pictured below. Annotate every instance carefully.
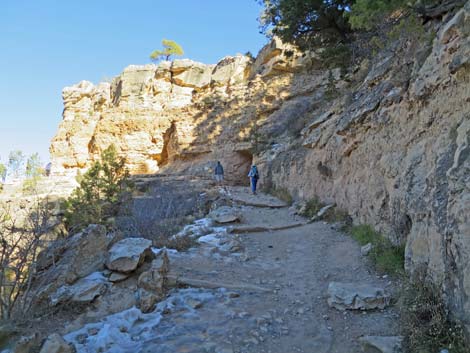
[50,2,470,335]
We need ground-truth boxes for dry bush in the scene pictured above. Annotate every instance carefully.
[348,224,405,276]
[152,231,197,252]
[300,197,325,218]
[322,207,351,224]
[401,268,467,353]
[119,181,210,251]
[268,187,293,205]
[0,198,53,320]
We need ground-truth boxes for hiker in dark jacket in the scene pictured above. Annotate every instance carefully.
[248,165,259,195]
[214,161,224,185]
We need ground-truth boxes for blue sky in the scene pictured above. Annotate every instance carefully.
[0,0,268,165]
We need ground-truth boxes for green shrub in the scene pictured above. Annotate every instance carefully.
[401,270,467,353]
[349,0,408,30]
[64,145,132,233]
[348,224,405,276]
[259,0,353,50]
[325,71,339,101]
[322,207,350,223]
[300,197,325,219]
[270,188,293,205]
[319,44,351,71]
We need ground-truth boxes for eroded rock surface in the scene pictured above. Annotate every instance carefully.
[106,238,153,273]
[48,2,470,337]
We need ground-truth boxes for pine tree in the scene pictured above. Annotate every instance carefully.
[64,145,132,232]
[150,39,184,62]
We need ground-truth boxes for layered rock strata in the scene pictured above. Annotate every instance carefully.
[50,3,470,335]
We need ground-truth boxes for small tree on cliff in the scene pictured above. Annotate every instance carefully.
[150,39,184,62]
[64,145,132,232]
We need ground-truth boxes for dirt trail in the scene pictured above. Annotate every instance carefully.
[65,185,400,353]
[166,187,399,352]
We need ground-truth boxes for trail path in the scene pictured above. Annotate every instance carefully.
[66,185,400,353]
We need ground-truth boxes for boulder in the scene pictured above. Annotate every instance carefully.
[327,282,390,311]
[39,334,73,353]
[137,251,170,294]
[211,55,251,87]
[209,206,241,224]
[138,288,159,313]
[106,238,153,273]
[137,269,165,293]
[358,336,403,353]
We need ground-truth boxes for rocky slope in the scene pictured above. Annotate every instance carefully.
[50,2,470,337]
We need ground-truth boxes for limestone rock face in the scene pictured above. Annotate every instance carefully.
[48,5,470,335]
[50,55,254,177]
[260,4,470,332]
[106,238,153,273]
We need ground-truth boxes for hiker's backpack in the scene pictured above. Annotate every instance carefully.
[252,167,259,179]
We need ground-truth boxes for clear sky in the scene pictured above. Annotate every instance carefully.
[0,0,268,165]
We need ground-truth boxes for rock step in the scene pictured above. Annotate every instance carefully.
[228,221,306,234]
[167,275,272,293]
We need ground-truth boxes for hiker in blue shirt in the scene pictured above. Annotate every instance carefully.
[248,165,259,195]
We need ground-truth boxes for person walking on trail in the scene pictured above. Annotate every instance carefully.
[248,165,259,195]
[214,161,224,185]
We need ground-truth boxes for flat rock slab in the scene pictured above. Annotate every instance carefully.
[327,282,390,311]
[50,272,107,305]
[358,336,403,353]
[108,272,131,283]
[209,206,241,224]
[106,238,153,273]
[225,187,287,208]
